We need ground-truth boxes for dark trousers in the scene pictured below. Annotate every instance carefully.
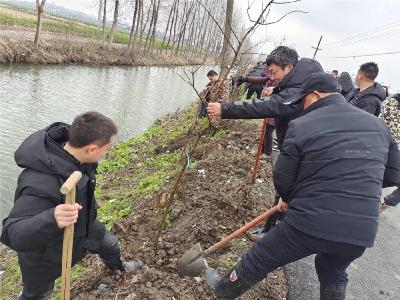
[242,220,366,285]
[262,124,275,156]
[18,231,122,300]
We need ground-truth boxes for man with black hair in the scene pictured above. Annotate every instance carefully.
[206,72,400,300]
[207,46,324,234]
[346,62,386,116]
[1,112,142,300]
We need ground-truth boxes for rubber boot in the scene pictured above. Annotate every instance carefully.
[205,261,257,299]
[320,283,347,300]
[101,256,143,271]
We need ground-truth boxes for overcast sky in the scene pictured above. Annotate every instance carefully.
[47,0,399,92]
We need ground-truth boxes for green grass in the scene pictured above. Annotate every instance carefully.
[0,10,179,49]
[0,256,22,299]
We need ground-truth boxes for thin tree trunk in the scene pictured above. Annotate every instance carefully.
[133,0,143,50]
[98,0,103,26]
[220,0,234,78]
[34,0,46,47]
[161,0,177,49]
[108,0,119,44]
[128,0,139,51]
[166,0,179,50]
[149,0,161,50]
[102,0,107,42]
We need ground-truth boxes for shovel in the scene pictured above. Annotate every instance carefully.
[251,119,268,183]
[178,205,279,277]
[60,171,82,300]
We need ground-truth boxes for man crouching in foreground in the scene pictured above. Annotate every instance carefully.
[205,73,400,299]
[1,112,142,300]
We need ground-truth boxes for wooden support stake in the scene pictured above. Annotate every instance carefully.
[60,171,82,300]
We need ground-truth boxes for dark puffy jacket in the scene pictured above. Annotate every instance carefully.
[221,58,324,149]
[1,123,105,281]
[346,82,386,116]
[273,94,400,247]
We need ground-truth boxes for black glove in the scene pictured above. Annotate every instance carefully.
[237,76,248,86]
[384,188,400,206]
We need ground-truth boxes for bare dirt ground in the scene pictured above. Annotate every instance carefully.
[70,118,287,299]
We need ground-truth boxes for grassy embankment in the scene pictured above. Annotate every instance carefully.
[0,5,167,48]
[0,105,213,299]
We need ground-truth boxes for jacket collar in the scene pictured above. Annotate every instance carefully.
[303,93,346,115]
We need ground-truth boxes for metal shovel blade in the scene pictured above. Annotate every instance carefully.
[177,243,209,277]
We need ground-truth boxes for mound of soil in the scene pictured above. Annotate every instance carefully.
[72,119,287,300]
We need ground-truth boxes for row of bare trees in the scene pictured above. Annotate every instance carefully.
[96,0,241,58]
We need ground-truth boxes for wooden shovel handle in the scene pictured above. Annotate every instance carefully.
[60,171,82,300]
[251,119,268,183]
[60,171,82,195]
[204,205,279,255]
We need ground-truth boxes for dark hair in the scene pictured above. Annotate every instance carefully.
[207,70,218,77]
[69,112,117,147]
[265,46,299,68]
[359,62,379,80]
[337,72,354,93]
[332,70,338,75]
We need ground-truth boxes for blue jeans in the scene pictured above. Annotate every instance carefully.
[242,220,366,285]
[18,231,122,300]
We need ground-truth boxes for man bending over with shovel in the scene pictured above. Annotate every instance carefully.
[205,73,400,299]
[1,112,142,300]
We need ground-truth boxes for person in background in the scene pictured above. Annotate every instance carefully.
[346,62,386,116]
[337,71,354,98]
[331,69,339,78]
[199,70,220,118]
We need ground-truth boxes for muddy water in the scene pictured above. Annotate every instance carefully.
[0,64,209,229]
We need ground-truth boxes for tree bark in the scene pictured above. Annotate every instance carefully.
[220,0,234,78]
[102,0,107,42]
[108,0,119,44]
[128,0,139,51]
[33,0,46,47]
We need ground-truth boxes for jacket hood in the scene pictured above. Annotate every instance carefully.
[14,122,81,178]
[360,82,387,102]
[274,58,324,93]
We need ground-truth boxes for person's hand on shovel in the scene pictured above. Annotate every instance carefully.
[277,198,288,213]
[54,203,82,229]
[207,102,222,116]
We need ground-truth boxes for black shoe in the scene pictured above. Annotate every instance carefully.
[245,228,267,242]
[205,261,257,299]
[320,283,347,300]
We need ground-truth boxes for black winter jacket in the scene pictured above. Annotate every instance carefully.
[346,82,386,116]
[221,58,323,149]
[1,123,105,265]
[273,94,400,247]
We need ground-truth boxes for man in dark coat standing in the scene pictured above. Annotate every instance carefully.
[1,112,141,300]
[205,73,400,299]
[207,46,324,234]
[346,62,386,116]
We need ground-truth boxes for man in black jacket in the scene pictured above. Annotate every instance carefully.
[207,46,324,233]
[205,73,400,299]
[1,112,141,300]
[346,62,386,116]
